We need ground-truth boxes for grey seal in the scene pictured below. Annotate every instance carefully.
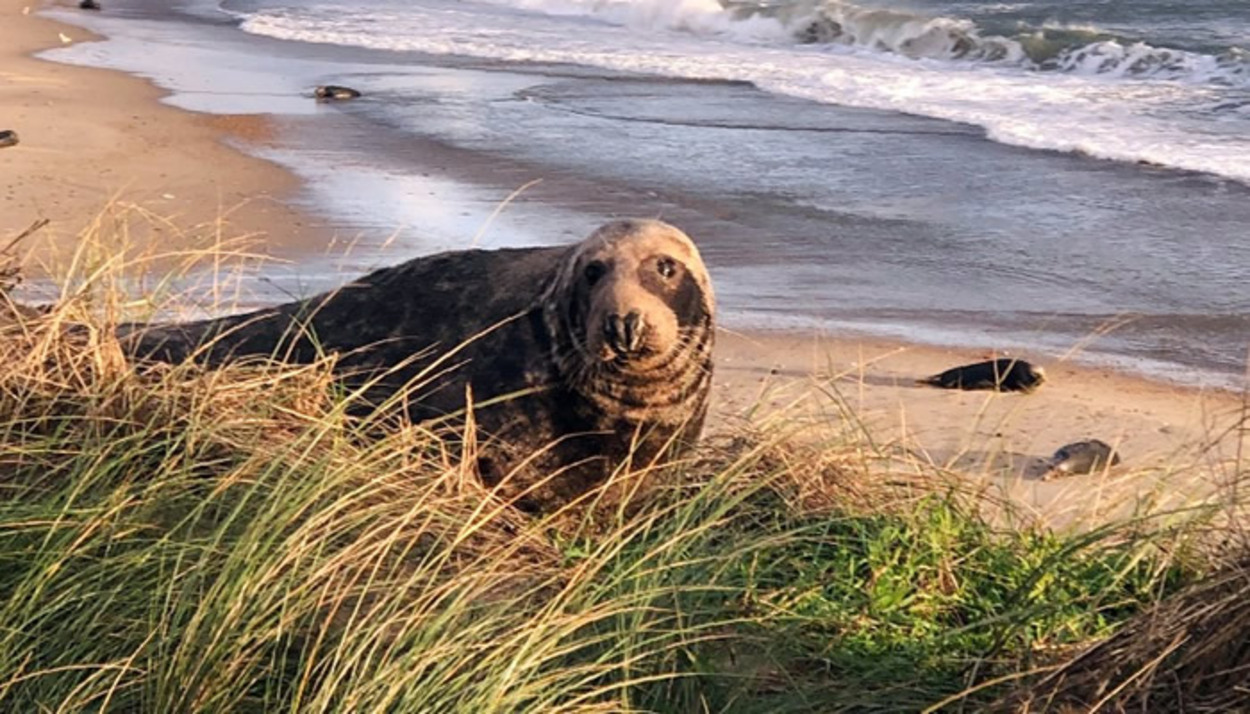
[123,219,716,511]
[314,85,362,101]
[919,358,1046,393]
[1042,439,1121,480]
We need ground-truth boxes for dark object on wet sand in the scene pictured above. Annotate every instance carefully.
[919,358,1046,393]
[0,131,18,149]
[1041,439,1121,480]
[121,219,716,511]
[78,0,101,10]
[314,85,361,101]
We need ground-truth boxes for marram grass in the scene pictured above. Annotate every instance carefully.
[0,301,1206,714]
[0,211,1239,713]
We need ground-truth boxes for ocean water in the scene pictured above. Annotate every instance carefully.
[39,0,1250,388]
[228,0,1250,181]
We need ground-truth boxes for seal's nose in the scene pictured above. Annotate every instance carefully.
[604,310,647,356]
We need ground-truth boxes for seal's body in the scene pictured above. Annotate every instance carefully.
[0,131,18,149]
[124,220,715,508]
[314,85,362,101]
[1042,439,1120,480]
[919,358,1045,393]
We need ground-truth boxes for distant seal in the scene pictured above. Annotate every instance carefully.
[123,219,716,510]
[78,0,101,9]
[796,15,843,44]
[1042,439,1121,480]
[314,85,362,101]
[0,131,18,149]
[919,358,1045,393]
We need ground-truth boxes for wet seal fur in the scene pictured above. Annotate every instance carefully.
[122,219,716,510]
[919,358,1045,393]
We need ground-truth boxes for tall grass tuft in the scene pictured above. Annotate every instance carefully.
[1013,552,1250,713]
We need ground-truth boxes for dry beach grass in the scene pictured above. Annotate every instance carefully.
[0,213,1246,712]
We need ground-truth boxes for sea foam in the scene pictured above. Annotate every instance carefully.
[235,0,1250,184]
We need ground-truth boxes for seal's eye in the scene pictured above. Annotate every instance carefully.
[656,256,678,280]
[583,260,607,286]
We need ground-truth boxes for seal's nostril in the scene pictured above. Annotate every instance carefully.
[623,311,641,333]
[605,312,646,355]
[622,311,645,352]
[604,314,625,351]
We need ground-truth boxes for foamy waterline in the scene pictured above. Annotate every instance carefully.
[463,0,1250,86]
[234,1,1250,184]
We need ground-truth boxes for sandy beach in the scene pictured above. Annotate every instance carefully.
[5,0,1246,528]
[714,330,1245,527]
[0,0,331,264]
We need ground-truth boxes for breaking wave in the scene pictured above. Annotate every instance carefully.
[767,1,1248,85]
[466,0,1250,85]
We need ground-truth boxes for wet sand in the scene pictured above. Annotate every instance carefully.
[7,0,1247,529]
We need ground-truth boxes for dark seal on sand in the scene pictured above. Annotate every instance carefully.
[919,358,1046,393]
[78,0,101,10]
[314,85,362,101]
[1042,439,1121,480]
[123,219,716,509]
[0,131,18,149]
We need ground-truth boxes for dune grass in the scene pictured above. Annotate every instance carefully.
[0,212,1244,712]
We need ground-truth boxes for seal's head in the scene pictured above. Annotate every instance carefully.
[544,219,715,421]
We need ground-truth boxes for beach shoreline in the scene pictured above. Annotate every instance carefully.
[7,0,1246,527]
[31,0,1250,392]
[1,0,336,266]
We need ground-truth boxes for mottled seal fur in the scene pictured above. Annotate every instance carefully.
[919,358,1046,393]
[314,85,361,101]
[1042,439,1121,480]
[122,219,715,509]
[0,131,18,149]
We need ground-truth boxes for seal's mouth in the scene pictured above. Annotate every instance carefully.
[599,343,657,365]
[595,309,658,365]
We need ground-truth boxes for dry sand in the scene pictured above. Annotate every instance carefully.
[4,0,1246,530]
[713,330,1246,528]
[0,0,331,264]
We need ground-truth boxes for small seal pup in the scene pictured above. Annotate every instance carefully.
[1041,439,1121,480]
[314,85,362,101]
[0,131,18,149]
[123,219,716,510]
[919,358,1045,393]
